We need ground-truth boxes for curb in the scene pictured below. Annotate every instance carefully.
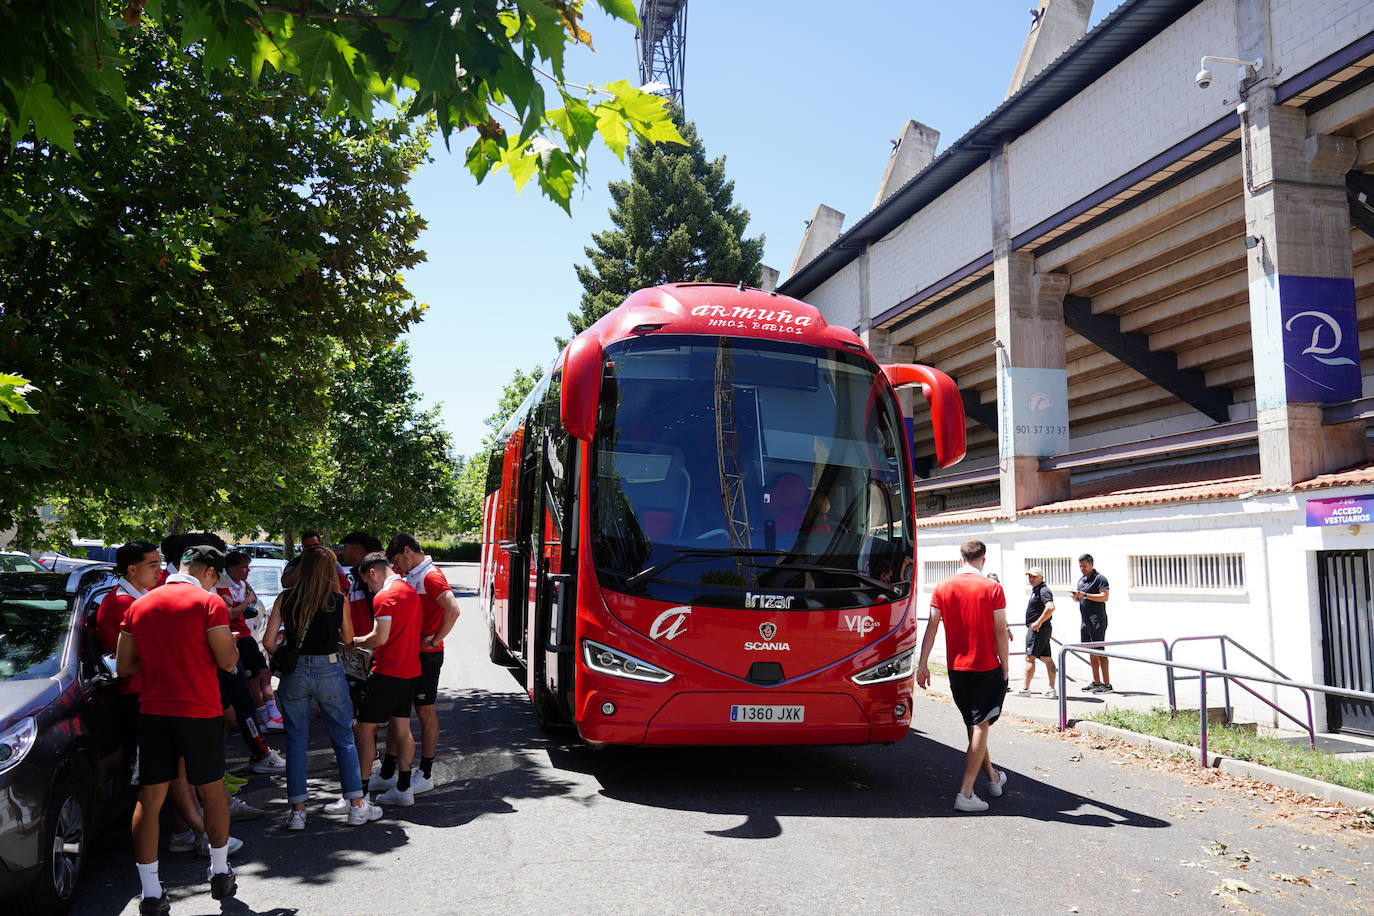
[1072,719,1374,811]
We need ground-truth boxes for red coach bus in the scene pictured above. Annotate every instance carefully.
[480,283,965,745]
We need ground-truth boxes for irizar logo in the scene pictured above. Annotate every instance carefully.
[844,615,878,636]
[649,606,691,641]
[746,592,793,609]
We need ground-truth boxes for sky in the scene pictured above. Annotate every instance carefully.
[403,1,1112,457]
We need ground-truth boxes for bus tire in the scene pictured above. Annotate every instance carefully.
[488,617,513,667]
[530,678,571,734]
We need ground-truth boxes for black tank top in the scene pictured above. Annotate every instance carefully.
[283,591,344,655]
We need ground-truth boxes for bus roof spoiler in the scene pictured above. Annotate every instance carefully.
[561,334,604,441]
[880,364,967,469]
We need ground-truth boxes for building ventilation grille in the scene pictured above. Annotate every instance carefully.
[1024,557,1074,590]
[1131,554,1246,591]
[920,560,959,589]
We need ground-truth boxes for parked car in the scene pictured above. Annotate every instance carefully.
[0,566,132,912]
[36,541,117,574]
[232,542,285,560]
[0,552,47,574]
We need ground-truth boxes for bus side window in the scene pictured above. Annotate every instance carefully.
[485,446,505,497]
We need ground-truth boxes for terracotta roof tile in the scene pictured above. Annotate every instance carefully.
[916,455,1374,528]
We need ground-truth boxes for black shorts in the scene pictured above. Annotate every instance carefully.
[1025,625,1053,658]
[1080,613,1108,643]
[134,714,225,786]
[237,636,267,675]
[413,651,443,707]
[357,673,417,724]
[948,667,1008,728]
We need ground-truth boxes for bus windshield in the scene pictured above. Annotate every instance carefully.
[591,335,914,609]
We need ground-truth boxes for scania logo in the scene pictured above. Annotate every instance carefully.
[649,606,691,641]
[759,622,777,641]
[745,621,789,650]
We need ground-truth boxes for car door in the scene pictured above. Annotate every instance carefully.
[75,584,129,810]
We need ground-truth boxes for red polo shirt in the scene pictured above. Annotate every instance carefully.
[370,577,421,679]
[411,566,451,654]
[96,587,142,695]
[929,568,1005,672]
[122,581,230,718]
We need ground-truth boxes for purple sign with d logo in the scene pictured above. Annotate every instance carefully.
[1280,275,1360,404]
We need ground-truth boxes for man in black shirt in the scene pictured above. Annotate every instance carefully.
[1016,567,1058,697]
[1071,553,1112,693]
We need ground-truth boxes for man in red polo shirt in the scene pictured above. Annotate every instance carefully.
[916,539,1011,813]
[117,545,241,912]
[378,533,460,796]
[350,551,422,808]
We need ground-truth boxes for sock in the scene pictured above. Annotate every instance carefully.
[420,756,434,779]
[396,769,411,792]
[380,754,397,780]
[208,842,230,876]
[136,861,162,899]
[361,777,370,795]
[255,704,270,724]
[267,700,280,719]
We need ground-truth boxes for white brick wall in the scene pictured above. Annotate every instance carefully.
[805,261,862,330]
[1007,0,1239,237]
[869,164,994,309]
[1272,0,1374,77]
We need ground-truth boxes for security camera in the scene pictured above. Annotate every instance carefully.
[1195,55,1262,90]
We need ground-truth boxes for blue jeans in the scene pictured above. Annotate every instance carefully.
[277,654,363,804]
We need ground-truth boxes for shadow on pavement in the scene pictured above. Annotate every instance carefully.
[545,723,1170,840]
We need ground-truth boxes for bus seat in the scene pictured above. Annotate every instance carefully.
[764,473,809,535]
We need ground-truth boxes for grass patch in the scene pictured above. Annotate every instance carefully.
[1090,707,1374,795]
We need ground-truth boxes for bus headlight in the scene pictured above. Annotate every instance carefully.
[582,639,674,683]
[851,648,916,685]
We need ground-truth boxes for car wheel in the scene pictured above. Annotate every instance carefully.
[31,775,88,913]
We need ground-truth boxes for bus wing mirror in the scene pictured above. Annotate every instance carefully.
[880,363,967,469]
[561,335,604,441]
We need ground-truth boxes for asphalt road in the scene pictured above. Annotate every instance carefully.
[74,564,1373,915]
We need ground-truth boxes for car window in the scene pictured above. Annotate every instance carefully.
[0,597,72,680]
[0,554,45,574]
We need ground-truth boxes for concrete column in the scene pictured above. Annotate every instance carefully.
[872,121,940,209]
[990,146,1071,512]
[1242,89,1366,487]
[789,204,845,277]
[757,266,779,292]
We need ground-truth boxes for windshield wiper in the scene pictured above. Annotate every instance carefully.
[623,547,790,589]
[762,562,901,599]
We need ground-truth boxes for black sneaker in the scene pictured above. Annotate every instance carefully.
[139,897,171,916]
[210,868,237,900]
[1083,681,1102,692]
[1092,683,1114,694]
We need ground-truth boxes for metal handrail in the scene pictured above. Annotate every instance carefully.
[1052,646,1374,764]
[1167,635,1315,741]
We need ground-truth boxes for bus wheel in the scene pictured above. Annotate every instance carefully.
[488,617,514,667]
[530,679,571,734]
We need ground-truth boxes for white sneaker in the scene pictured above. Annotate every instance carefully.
[196,834,244,857]
[228,796,265,820]
[369,768,397,792]
[251,749,286,774]
[985,769,1008,798]
[262,715,285,733]
[954,792,989,813]
[1042,688,1058,699]
[375,785,414,807]
[1014,687,1034,696]
[410,772,435,795]
[346,799,384,825]
[168,829,198,853]
[285,809,306,831]
[323,796,351,816]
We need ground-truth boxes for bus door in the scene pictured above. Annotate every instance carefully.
[499,427,529,657]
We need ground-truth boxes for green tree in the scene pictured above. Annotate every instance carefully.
[0,32,428,544]
[1,0,680,210]
[316,342,460,536]
[452,363,544,538]
[567,116,765,339]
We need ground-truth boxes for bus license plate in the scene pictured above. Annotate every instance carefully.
[729,704,804,723]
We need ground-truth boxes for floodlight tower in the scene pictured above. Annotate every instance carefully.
[637,0,688,112]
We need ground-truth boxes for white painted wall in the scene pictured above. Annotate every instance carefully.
[805,261,862,331]
[913,482,1374,732]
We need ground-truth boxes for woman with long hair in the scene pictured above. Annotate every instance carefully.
[265,546,382,828]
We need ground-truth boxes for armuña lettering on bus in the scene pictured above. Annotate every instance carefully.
[690,304,813,326]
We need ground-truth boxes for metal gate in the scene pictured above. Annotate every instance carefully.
[1316,550,1374,735]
